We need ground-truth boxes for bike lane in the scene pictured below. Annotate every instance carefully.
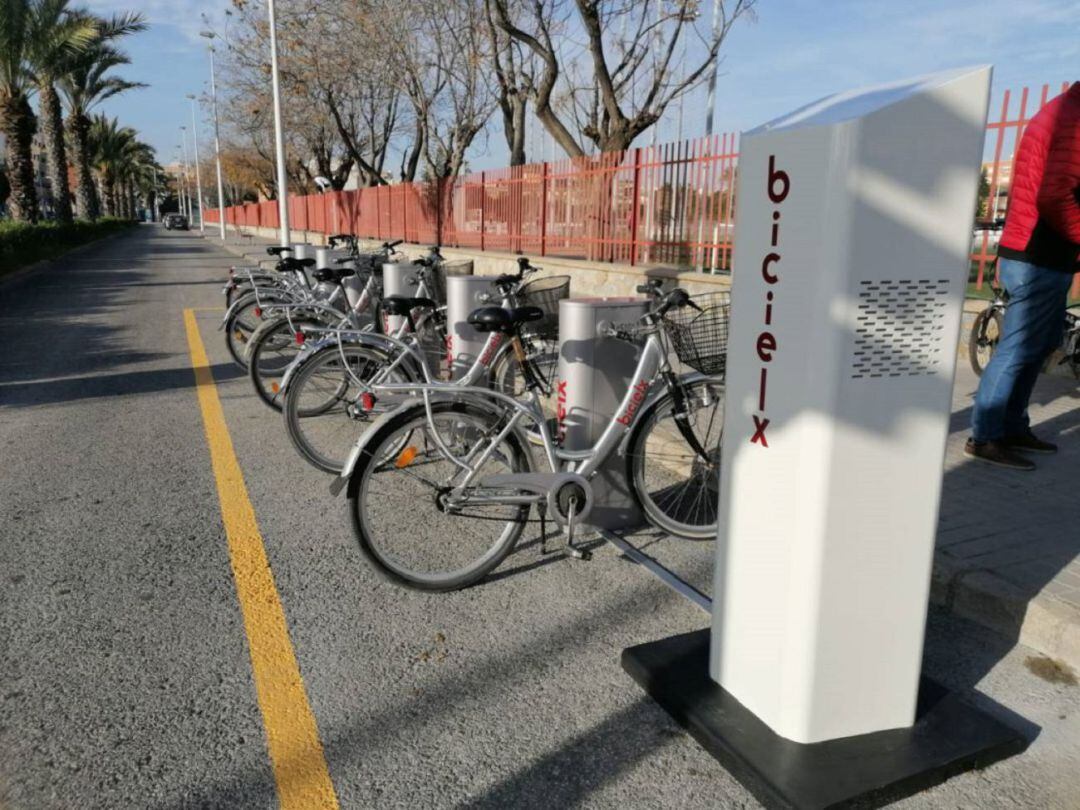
[0,228,278,807]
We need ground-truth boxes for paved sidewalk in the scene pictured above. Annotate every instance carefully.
[934,365,1080,667]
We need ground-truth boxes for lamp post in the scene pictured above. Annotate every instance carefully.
[180,127,193,221]
[266,0,291,246]
[703,0,722,137]
[199,29,227,240]
[186,94,206,232]
[175,149,188,221]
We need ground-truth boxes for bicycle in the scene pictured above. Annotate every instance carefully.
[969,283,1080,378]
[220,239,406,370]
[331,279,727,591]
[280,258,567,474]
[244,242,442,410]
[222,233,366,308]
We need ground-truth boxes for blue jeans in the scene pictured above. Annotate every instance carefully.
[971,258,1073,442]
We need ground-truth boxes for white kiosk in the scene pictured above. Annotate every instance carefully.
[623,67,1026,808]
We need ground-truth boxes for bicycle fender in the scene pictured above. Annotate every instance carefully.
[276,340,325,398]
[219,295,249,330]
[329,396,425,498]
[616,371,722,455]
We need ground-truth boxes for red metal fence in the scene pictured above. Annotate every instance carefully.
[206,81,1077,297]
[205,131,740,272]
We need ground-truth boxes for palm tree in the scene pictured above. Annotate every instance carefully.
[0,0,96,221]
[87,114,155,220]
[58,42,143,220]
[28,7,144,223]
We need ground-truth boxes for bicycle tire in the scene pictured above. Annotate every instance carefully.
[223,290,290,370]
[283,342,412,474]
[625,377,725,540]
[968,307,1004,377]
[247,315,325,412]
[348,399,531,591]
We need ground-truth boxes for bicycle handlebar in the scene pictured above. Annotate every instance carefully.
[384,239,404,250]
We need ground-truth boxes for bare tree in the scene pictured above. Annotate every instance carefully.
[485,0,534,165]
[491,0,755,156]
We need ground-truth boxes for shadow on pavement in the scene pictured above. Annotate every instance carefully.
[0,362,243,408]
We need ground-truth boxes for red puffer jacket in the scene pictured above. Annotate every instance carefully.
[998,82,1080,271]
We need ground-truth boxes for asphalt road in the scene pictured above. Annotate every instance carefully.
[1,226,1078,809]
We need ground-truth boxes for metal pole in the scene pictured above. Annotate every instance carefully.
[267,0,291,246]
[204,40,227,240]
[704,0,722,136]
[180,127,192,220]
[187,95,206,232]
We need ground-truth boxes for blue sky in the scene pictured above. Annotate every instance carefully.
[83,0,1079,171]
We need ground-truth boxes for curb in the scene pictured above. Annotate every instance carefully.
[0,225,137,289]
[207,234,277,269]
[931,556,1080,670]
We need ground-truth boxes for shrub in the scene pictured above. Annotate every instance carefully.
[0,218,137,278]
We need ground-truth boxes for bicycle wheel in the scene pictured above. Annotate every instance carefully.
[349,400,531,591]
[284,343,413,474]
[626,377,725,540]
[969,307,1004,376]
[491,336,559,398]
[247,315,325,412]
[224,290,288,369]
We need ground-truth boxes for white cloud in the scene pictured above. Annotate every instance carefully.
[82,0,227,45]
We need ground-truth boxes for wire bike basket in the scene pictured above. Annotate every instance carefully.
[517,275,571,339]
[663,291,731,376]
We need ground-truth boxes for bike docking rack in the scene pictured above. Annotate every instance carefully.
[555,294,716,603]
[446,275,498,382]
[618,66,1029,809]
[557,297,650,532]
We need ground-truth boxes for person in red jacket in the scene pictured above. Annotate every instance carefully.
[969,82,1080,470]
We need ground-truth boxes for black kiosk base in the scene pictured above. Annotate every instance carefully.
[622,629,1028,810]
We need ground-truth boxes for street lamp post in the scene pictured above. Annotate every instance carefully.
[180,127,193,221]
[174,152,188,221]
[703,0,722,137]
[186,94,206,233]
[266,0,291,246]
[200,30,227,241]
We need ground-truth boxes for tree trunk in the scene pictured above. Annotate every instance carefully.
[0,93,40,222]
[67,113,97,220]
[401,118,424,183]
[128,184,137,220]
[100,174,114,217]
[509,96,527,166]
[38,84,73,224]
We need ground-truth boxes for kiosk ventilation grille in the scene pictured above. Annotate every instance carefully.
[850,279,950,379]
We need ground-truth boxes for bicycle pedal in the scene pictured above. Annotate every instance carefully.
[564,545,591,561]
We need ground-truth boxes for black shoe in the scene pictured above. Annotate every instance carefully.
[964,438,1036,471]
[1003,430,1057,454]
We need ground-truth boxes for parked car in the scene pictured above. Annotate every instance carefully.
[163,213,189,231]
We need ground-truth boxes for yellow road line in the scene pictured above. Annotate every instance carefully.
[183,308,339,810]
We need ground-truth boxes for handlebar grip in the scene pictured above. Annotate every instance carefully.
[635,285,652,294]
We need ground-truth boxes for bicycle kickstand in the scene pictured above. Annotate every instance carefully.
[563,496,592,561]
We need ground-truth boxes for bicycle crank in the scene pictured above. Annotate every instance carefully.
[478,472,594,529]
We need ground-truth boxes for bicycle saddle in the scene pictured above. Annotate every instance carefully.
[467,306,543,333]
[266,246,293,256]
[382,296,437,316]
[313,266,356,283]
[278,257,316,271]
